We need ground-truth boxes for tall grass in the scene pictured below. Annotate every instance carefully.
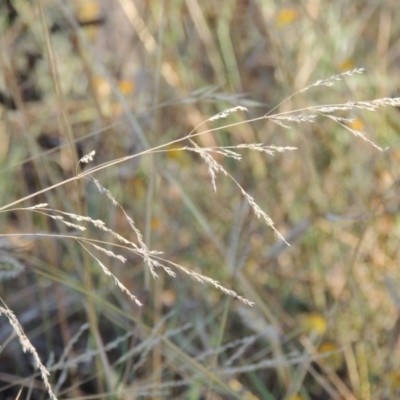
[2,66,400,399]
[2,1,400,399]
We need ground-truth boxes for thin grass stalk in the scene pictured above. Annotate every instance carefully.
[39,2,109,387]
[150,5,166,394]
[38,0,77,170]
[206,204,247,396]
[300,336,357,400]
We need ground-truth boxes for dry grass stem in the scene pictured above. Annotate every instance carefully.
[4,1,400,397]
[0,301,57,400]
[152,255,255,306]
[78,241,143,306]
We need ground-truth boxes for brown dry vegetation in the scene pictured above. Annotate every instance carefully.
[1,1,400,399]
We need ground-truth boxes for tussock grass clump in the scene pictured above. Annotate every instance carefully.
[2,1,400,399]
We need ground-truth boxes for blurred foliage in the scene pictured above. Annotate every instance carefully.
[1,0,400,399]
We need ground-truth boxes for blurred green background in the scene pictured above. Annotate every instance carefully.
[1,0,400,399]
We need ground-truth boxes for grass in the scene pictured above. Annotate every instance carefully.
[1,0,400,399]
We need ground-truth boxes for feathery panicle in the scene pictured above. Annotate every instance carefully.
[92,177,118,206]
[0,302,58,400]
[25,203,49,210]
[239,188,288,245]
[269,113,317,124]
[79,150,96,164]
[91,177,166,278]
[299,67,365,93]
[81,241,127,263]
[184,144,297,161]
[153,256,254,306]
[323,114,384,151]
[262,78,400,152]
[187,136,288,244]
[312,98,400,114]
[151,258,177,278]
[92,178,146,247]
[208,105,248,122]
[57,220,86,231]
[4,206,87,232]
[78,242,143,306]
[189,139,227,192]
[184,145,242,161]
[236,144,297,155]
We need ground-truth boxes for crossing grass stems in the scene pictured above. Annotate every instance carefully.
[1,68,399,399]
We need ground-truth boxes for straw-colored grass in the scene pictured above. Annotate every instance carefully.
[2,1,400,399]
